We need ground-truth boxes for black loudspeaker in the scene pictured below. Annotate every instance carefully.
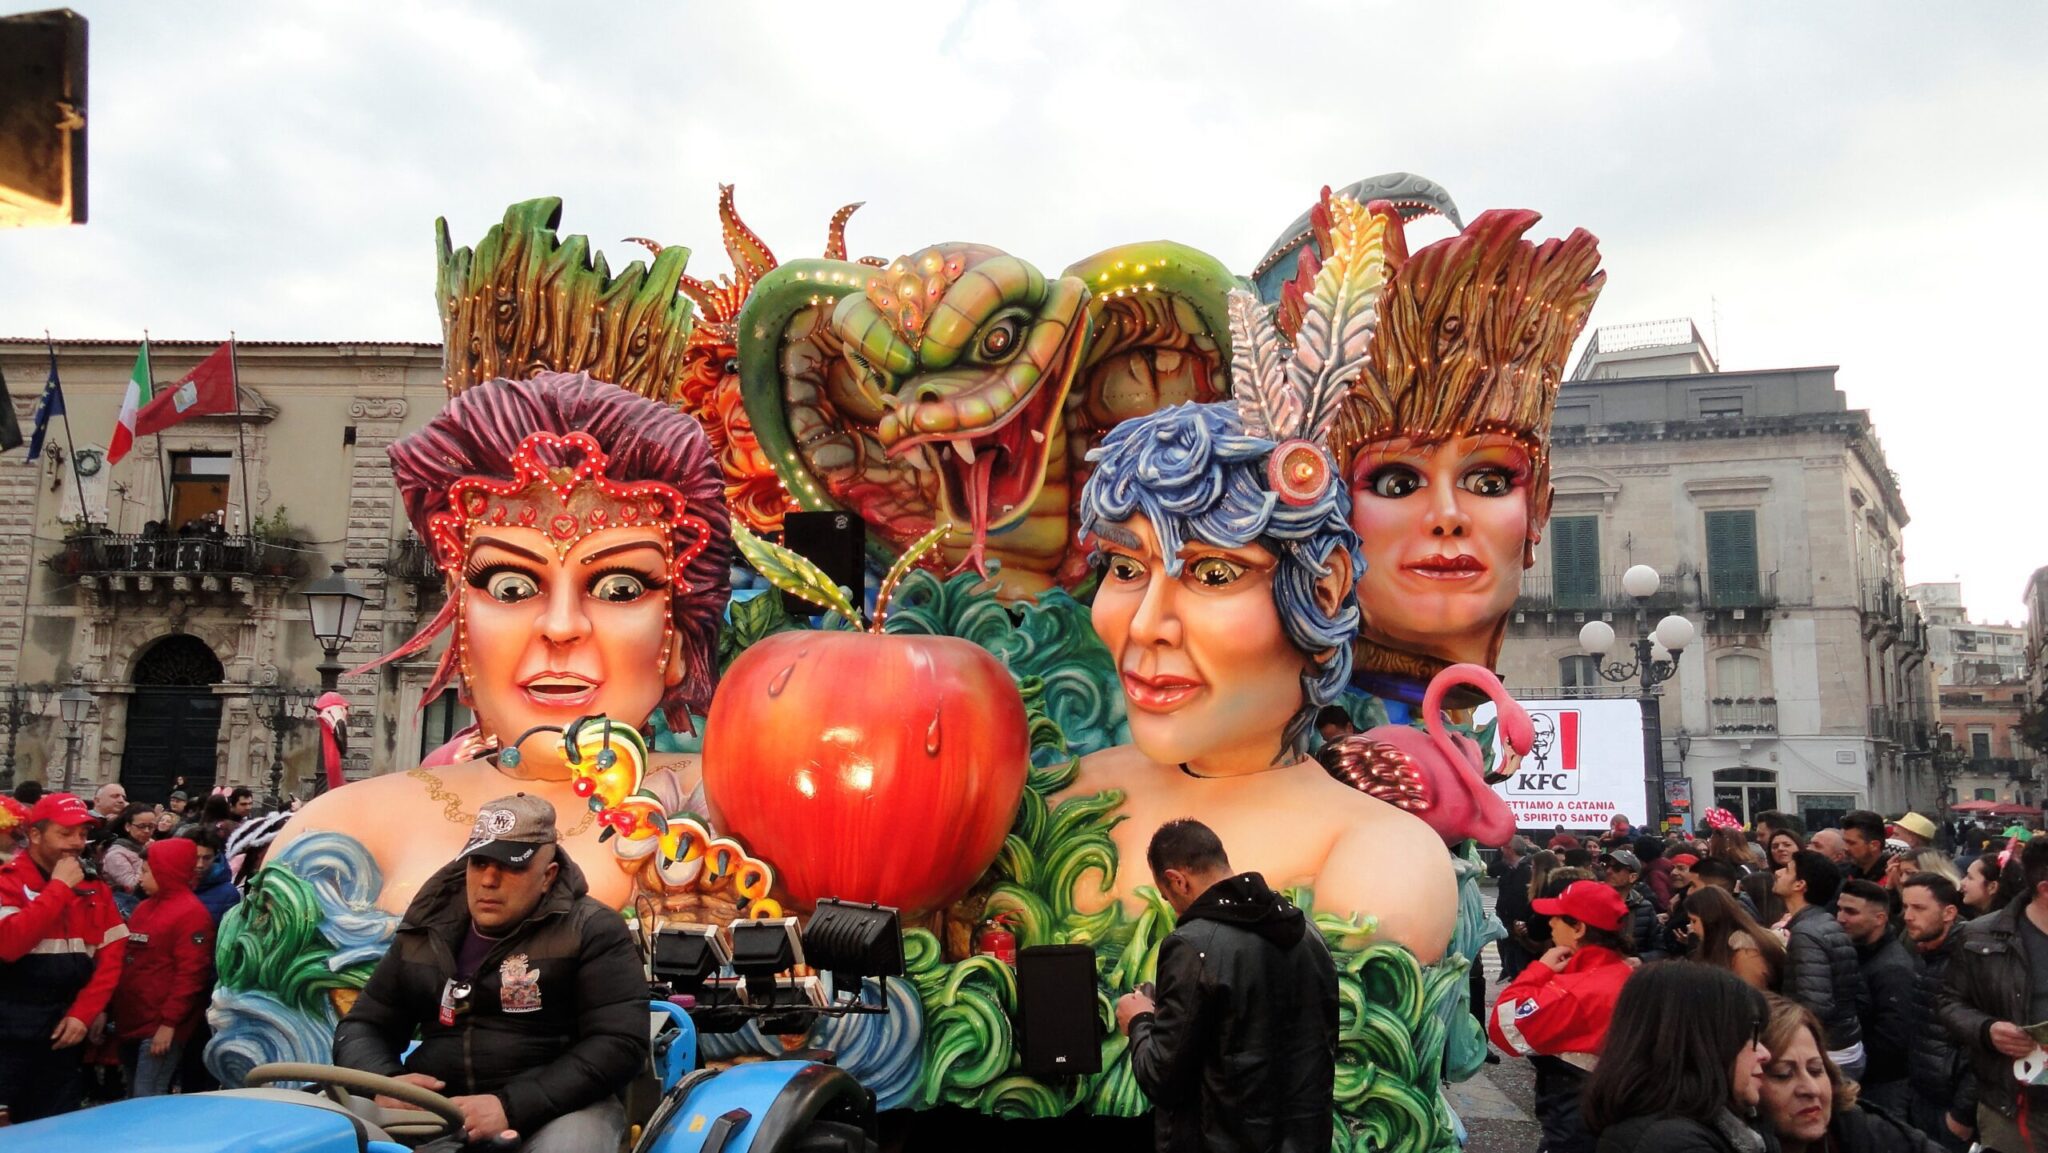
[0,9,88,227]
[779,510,865,617]
[1016,944,1102,1079]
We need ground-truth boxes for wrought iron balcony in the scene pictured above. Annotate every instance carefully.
[45,529,308,584]
[1711,697,1778,734]
[1515,569,1689,614]
[384,533,442,585]
[1706,570,1777,609]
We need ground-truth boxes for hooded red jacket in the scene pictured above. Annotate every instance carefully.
[110,837,215,1042]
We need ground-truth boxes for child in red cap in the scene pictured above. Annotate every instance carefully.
[109,837,214,1096]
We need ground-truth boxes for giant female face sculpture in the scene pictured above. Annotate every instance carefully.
[1082,402,1358,768]
[1064,400,1458,961]
[387,373,733,772]
[273,372,733,915]
[1325,210,1604,686]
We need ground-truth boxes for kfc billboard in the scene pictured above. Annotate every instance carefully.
[1475,697,1649,830]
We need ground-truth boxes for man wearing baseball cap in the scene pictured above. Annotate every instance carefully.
[0,793,129,1122]
[335,793,646,1151]
[1489,878,1636,1152]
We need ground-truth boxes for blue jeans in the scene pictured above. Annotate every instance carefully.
[121,1036,188,1097]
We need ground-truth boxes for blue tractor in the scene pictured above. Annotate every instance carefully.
[0,900,901,1153]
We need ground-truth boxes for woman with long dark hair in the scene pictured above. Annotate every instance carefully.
[1584,963,1774,1152]
[1960,851,2023,918]
[1685,884,1786,992]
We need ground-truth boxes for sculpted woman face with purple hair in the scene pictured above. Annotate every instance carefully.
[271,372,732,914]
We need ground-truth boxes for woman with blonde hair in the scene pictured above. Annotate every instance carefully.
[1886,848,1958,890]
[1755,994,1942,1153]
[1684,884,1786,992]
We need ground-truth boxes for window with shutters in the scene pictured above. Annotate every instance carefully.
[1560,655,1600,698]
[1705,509,1760,606]
[1971,730,1993,760]
[1550,515,1601,609]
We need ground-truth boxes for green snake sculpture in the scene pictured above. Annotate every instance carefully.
[736,241,1238,599]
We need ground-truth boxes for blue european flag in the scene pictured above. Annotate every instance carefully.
[26,353,64,462]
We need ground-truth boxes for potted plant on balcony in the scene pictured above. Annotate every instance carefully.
[43,514,103,577]
[251,507,306,578]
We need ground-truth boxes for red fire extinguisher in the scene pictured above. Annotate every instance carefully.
[978,912,1018,966]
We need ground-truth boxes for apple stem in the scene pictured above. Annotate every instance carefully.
[869,523,955,635]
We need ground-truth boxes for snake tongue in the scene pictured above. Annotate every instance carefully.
[951,450,996,579]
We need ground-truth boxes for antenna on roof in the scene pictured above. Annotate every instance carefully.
[1710,294,1722,367]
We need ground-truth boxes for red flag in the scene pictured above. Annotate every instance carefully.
[134,342,236,437]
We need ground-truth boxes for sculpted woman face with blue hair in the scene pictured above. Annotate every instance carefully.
[1061,402,1456,960]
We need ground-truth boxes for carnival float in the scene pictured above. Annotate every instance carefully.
[199,174,1604,1152]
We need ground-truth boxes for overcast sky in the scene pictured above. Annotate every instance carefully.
[6,1,2046,617]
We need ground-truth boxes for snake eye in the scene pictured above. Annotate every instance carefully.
[723,358,741,376]
[973,309,1030,364]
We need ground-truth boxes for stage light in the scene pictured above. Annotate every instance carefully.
[804,899,904,1000]
[650,924,729,995]
[728,916,804,1002]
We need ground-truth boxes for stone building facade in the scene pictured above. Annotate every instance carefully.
[1495,328,1936,831]
[1937,681,2040,807]
[0,338,460,801]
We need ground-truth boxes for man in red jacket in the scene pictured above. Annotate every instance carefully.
[111,837,214,1096]
[0,793,128,1121]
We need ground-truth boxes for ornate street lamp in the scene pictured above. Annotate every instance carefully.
[302,564,368,694]
[57,683,93,794]
[1580,564,1699,828]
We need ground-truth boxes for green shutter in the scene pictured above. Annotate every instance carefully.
[1706,510,1759,605]
[1551,516,1600,608]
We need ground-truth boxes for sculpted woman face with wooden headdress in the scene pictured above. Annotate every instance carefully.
[1324,210,1604,693]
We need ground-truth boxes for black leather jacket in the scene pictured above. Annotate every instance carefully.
[1906,929,1974,1126]
[333,852,648,1136]
[1936,899,2047,1121]
[1595,1111,1781,1153]
[1784,905,1864,1052]
[1129,873,1338,1153]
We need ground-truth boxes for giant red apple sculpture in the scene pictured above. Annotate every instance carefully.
[703,526,1030,917]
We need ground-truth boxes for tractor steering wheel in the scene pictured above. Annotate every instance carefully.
[244,1061,470,1143]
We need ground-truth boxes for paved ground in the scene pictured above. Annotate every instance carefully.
[1446,881,1545,1152]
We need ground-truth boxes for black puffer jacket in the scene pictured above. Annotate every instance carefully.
[1783,905,1864,1052]
[1594,1111,1780,1153]
[1853,931,1920,1087]
[1623,884,1661,960]
[1935,898,2043,1122]
[1129,872,1337,1153]
[1823,1102,1945,1153]
[333,852,648,1136]
[1905,929,1973,1129]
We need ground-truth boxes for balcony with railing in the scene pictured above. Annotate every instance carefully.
[1711,697,1778,734]
[1706,569,1777,609]
[384,533,442,586]
[1516,569,1690,614]
[45,529,308,587]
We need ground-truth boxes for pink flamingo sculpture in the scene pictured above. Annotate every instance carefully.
[1322,663,1530,847]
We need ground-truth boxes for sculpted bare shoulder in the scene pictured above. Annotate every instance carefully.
[269,767,428,859]
[1313,778,1458,963]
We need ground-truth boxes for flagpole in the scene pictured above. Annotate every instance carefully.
[145,333,173,529]
[44,332,91,528]
[229,333,255,539]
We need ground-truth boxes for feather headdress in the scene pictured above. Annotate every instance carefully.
[1230,189,1394,503]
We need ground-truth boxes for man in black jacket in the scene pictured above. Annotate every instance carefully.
[1116,819,1338,1153]
[1776,848,1867,1077]
[1937,838,2048,1153]
[334,793,647,1151]
[1900,872,1973,1151]
[1494,836,1538,982]
[1836,878,1920,1115]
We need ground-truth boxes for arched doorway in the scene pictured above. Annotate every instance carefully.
[119,635,225,803]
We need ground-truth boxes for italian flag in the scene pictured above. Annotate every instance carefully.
[107,340,152,464]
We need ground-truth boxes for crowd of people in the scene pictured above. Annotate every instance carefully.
[1488,806,2048,1153]
[0,778,289,1123]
